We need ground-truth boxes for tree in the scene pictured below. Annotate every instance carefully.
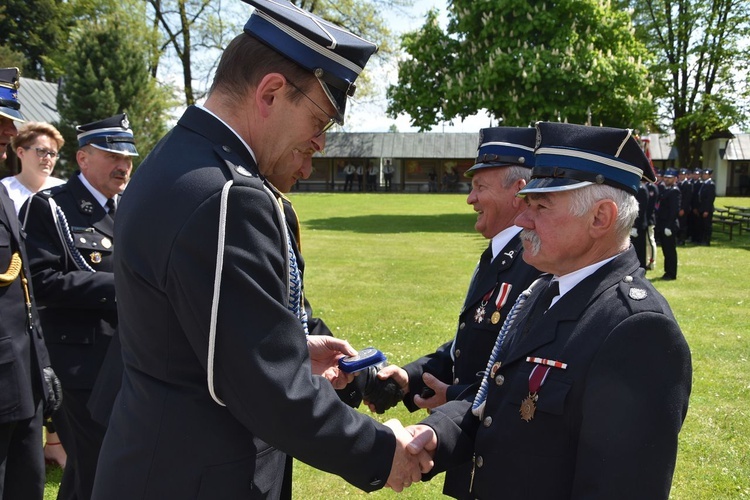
[387,0,656,130]
[56,9,174,174]
[0,0,72,80]
[625,0,750,169]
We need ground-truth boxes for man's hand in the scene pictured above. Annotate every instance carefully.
[412,373,449,409]
[307,335,357,389]
[383,419,433,492]
[364,365,409,413]
[405,424,437,457]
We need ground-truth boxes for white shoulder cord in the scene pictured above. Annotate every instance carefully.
[207,180,233,406]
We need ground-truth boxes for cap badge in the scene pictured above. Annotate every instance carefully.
[121,115,130,129]
[101,237,112,249]
[629,288,648,300]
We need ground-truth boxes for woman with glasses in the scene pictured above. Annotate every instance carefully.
[2,121,65,214]
[1,121,68,470]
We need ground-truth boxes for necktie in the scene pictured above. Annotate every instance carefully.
[525,279,559,329]
[508,278,559,351]
[106,198,116,218]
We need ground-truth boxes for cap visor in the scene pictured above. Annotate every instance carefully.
[518,177,593,196]
[89,142,139,157]
[465,162,512,178]
[0,107,26,122]
[318,79,346,125]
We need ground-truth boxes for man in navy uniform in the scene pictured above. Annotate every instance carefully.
[656,168,681,280]
[677,168,692,245]
[689,167,703,242]
[91,1,428,498]
[406,122,692,499]
[363,127,541,496]
[21,113,137,500]
[0,66,62,500]
[697,168,716,245]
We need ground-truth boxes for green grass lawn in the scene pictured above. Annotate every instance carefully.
[43,194,750,499]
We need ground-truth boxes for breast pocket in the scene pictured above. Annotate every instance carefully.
[72,229,113,269]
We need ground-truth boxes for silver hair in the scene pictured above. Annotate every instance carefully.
[501,166,531,188]
[568,184,638,240]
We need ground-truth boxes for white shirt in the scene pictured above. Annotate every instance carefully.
[549,254,618,308]
[1,175,65,214]
[490,225,523,262]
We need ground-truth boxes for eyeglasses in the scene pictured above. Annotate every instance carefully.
[25,146,59,159]
[284,77,339,137]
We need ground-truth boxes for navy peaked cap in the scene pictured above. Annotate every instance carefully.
[519,122,655,197]
[465,127,535,178]
[663,168,678,178]
[679,168,689,175]
[77,113,138,156]
[0,67,25,122]
[242,0,378,124]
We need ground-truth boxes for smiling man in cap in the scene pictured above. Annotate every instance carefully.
[405,122,692,499]
[362,127,541,496]
[20,113,137,500]
[91,1,429,499]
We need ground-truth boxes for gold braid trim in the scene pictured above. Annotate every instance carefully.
[0,251,22,286]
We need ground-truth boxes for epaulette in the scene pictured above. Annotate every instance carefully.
[212,143,264,190]
[617,275,663,315]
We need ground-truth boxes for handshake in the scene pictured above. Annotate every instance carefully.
[382,419,438,492]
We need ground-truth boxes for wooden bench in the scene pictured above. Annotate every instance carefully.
[712,215,740,240]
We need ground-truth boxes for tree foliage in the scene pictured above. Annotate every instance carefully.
[0,0,72,80]
[625,0,750,168]
[56,7,174,173]
[387,0,656,130]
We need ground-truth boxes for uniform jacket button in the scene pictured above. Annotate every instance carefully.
[455,349,461,358]
[495,374,505,386]
[476,455,484,468]
[483,416,492,427]
[100,297,108,303]
[459,322,466,330]
[454,377,460,384]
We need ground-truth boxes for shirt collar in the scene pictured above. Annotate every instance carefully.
[78,172,109,208]
[490,226,522,261]
[552,254,619,304]
[196,105,258,165]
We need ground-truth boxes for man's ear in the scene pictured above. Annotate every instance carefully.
[255,73,287,119]
[76,148,89,170]
[590,199,617,237]
[511,178,527,209]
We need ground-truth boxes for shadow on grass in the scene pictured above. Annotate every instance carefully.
[305,213,478,233]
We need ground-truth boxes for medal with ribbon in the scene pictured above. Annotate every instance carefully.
[474,285,496,323]
[490,282,512,324]
[520,357,568,422]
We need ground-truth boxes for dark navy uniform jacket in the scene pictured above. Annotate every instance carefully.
[92,106,396,499]
[402,234,539,496]
[21,173,117,391]
[0,185,51,424]
[422,248,691,499]
[656,185,682,233]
